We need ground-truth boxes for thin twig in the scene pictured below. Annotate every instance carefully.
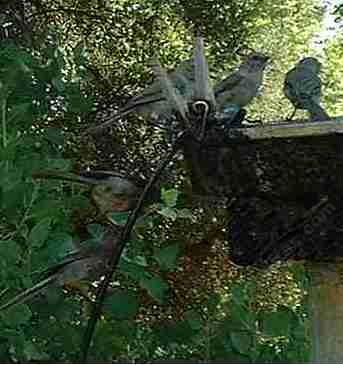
[80,131,187,362]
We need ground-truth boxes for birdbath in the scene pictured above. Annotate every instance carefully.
[181,116,343,363]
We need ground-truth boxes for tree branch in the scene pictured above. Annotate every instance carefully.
[80,130,187,362]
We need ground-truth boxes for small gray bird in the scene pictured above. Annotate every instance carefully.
[124,58,194,120]
[87,59,195,133]
[214,53,269,110]
[33,170,139,216]
[283,57,329,121]
[213,53,269,126]
[0,226,120,311]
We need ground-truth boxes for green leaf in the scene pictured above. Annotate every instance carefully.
[259,307,294,337]
[44,127,64,146]
[0,304,32,327]
[7,102,32,124]
[205,292,222,315]
[51,77,65,92]
[156,320,196,345]
[122,254,148,267]
[0,240,22,279]
[0,167,22,191]
[184,309,203,330]
[118,260,148,281]
[230,331,254,355]
[154,243,180,271]
[161,188,179,207]
[103,290,139,319]
[30,199,63,221]
[86,223,105,240]
[28,217,52,248]
[231,282,255,307]
[46,158,71,170]
[177,208,193,219]
[24,341,48,361]
[46,232,75,261]
[229,301,256,330]
[93,320,137,361]
[139,275,169,304]
[158,207,177,220]
[108,211,130,226]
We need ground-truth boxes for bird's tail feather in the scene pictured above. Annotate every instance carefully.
[0,275,58,311]
[307,100,330,121]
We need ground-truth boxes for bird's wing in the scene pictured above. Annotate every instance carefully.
[121,59,194,113]
[151,58,189,124]
[121,87,164,114]
[0,275,58,311]
[285,68,322,104]
[39,249,90,279]
[214,71,245,96]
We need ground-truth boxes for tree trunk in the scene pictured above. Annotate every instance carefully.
[308,262,343,363]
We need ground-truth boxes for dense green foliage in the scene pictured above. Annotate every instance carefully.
[0,0,341,362]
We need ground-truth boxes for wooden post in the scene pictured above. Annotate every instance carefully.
[182,116,343,363]
[308,262,343,363]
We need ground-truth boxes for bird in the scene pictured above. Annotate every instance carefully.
[0,225,121,311]
[32,170,140,217]
[283,57,330,121]
[213,52,269,126]
[87,58,195,134]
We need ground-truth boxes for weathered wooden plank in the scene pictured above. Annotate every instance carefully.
[232,116,343,140]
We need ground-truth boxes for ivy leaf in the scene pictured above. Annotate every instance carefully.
[108,211,130,226]
[103,290,139,319]
[229,301,256,330]
[118,260,148,281]
[230,331,254,355]
[7,102,32,124]
[161,188,179,207]
[86,223,105,240]
[51,77,65,92]
[0,240,20,264]
[259,307,294,337]
[156,320,196,345]
[154,243,180,271]
[46,231,75,260]
[46,158,71,170]
[43,127,64,146]
[177,208,193,219]
[28,217,52,248]
[139,275,169,304]
[184,309,203,331]
[24,341,48,361]
[122,254,148,267]
[157,207,177,220]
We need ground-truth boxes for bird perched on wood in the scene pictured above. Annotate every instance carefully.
[0,225,121,311]
[87,58,195,134]
[32,170,140,217]
[213,52,269,126]
[283,57,330,121]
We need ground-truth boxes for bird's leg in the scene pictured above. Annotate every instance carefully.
[213,105,246,129]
